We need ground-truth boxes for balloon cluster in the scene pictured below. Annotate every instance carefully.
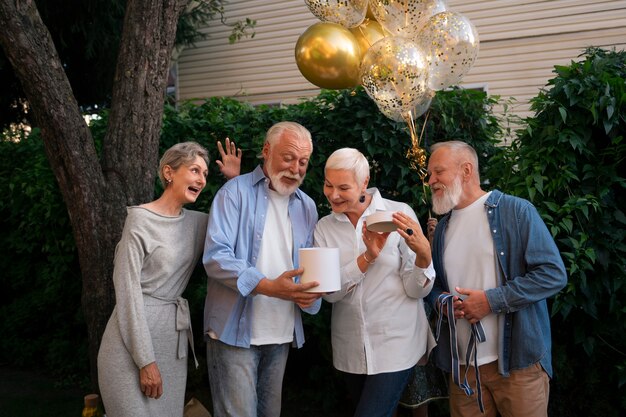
[295,0,479,179]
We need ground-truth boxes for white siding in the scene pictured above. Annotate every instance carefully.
[177,0,626,119]
[447,0,626,119]
[177,0,320,105]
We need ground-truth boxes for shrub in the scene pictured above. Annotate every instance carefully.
[0,130,87,386]
[0,87,505,412]
[488,47,626,416]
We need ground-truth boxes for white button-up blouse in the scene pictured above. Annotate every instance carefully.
[315,188,436,375]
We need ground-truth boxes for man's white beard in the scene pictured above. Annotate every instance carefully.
[267,160,304,196]
[432,175,463,215]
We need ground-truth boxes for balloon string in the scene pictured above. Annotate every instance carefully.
[405,109,432,218]
[418,110,431,218]
[358,19,373,48]
[402,110,428,182]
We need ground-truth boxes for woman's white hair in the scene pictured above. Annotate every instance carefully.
[325,148,370,186]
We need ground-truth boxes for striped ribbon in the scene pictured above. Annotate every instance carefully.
[436,293,487,413]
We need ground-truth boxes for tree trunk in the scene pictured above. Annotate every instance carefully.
[0,0,188,390]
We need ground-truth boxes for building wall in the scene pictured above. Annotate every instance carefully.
[176,0,626,119]
[176,0,319,104]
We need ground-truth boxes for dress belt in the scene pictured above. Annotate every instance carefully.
[436,293,486,413]
[144,294,199,368]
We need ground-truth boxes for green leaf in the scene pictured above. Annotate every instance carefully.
[544,201,560,212]
[603,117,614,135]
[560,217,574,234]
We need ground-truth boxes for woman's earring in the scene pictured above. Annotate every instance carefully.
[359,194,366,203]
[166,178,172,185]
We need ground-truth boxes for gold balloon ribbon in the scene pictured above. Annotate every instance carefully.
[402,109,429,182]
[402,109,432,217]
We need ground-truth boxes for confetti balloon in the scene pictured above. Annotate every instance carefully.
[360,36,430,121]
[378,90,433,122]
[304,0,368,28]
[412,91,434,118]
[370,0,447,39]
[295,22,362,89]
[417,11,479,90]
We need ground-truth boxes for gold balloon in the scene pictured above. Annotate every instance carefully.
[349,19,386,58]
[295,22,361,90]
[305,0,368,28]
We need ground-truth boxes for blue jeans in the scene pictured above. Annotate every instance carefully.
[343,367,414,417]
[206,338,290,417]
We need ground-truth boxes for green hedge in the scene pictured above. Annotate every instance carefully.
[0,87,502,405]
[3,52,624,415]
[488,47,626,416]
[0,130,88,386]
[158,87,504,414]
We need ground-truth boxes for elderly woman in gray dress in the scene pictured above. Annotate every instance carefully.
[97,142,211,417]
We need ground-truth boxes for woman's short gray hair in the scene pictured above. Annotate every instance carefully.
[158,141,209,187]
[325,148,370,186]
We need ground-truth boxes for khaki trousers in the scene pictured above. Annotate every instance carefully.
[449,361,549,417]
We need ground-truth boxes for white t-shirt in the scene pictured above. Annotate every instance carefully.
[444,191,499,366]
[250,189,295,345]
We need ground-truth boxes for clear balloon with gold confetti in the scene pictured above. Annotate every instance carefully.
[369,0,447,39]
[304,0,369,28]
[417,11,479,90]
[359,36,430,122]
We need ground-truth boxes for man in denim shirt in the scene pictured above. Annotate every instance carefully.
[203,121,322,417]
[426,141,567,417]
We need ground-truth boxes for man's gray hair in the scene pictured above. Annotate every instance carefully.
[325,148,370,186]
[431,140,480,181]
[264,121,312,148]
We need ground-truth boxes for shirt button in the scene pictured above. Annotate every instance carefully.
[492,229,497,233]
[500,252,504,256]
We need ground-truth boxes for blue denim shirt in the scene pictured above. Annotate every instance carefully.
[203,165,320,348]
[427,189,567,377]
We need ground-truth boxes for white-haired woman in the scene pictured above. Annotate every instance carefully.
[98,142,210,417]
[315,148,436,417]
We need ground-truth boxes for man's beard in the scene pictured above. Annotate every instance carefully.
[267,160,304,196]
[432,175,462,215]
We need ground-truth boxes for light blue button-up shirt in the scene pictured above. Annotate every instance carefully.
[203,165,320,348]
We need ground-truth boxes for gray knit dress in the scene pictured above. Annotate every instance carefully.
[98,207,208,417]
